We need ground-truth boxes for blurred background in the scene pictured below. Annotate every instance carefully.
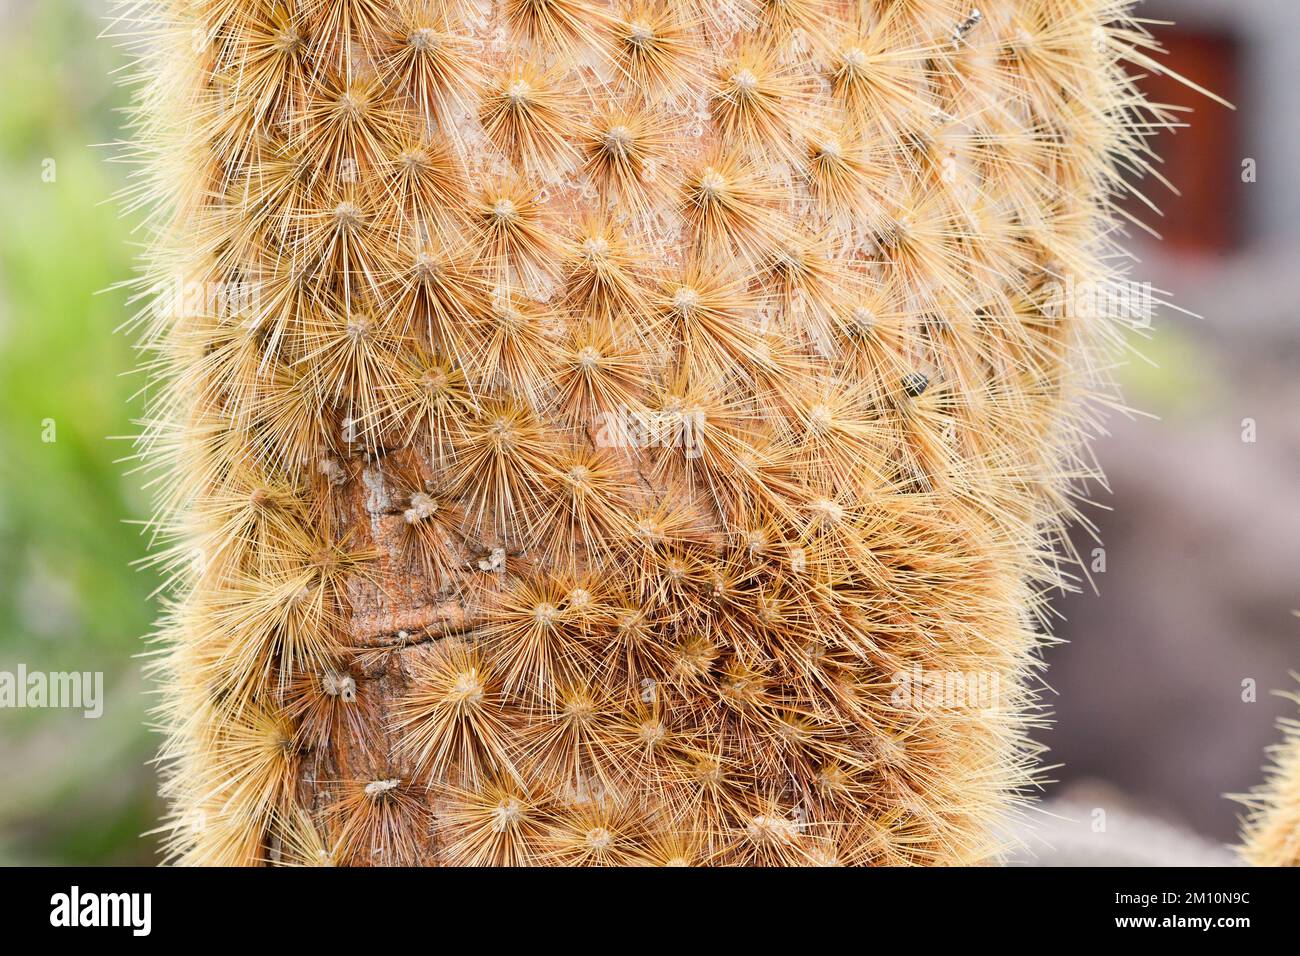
[0,0,160,863]
[1035,0,1300,861]
[0,0,1295,865]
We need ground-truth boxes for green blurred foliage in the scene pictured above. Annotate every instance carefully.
[1119,323,1220,421]
[0,0,161,864]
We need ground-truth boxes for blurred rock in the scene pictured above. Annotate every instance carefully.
[1009,782,1240,867]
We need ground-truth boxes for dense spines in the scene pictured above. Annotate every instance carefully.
[393,638,518,786]
[380,4,481,135]
[611,3,706,105]
[582,107,677,215]
[1237,679,1300,867]
[480,62,580,178]
[326,776,432,866]
[681,152,790,269]
[712,42,813,167]
[116,0,1201,864]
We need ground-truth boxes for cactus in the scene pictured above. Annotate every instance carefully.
[1238,675,1300,867]
[115,0,1204,865]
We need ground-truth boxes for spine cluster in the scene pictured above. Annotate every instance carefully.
[117,0,1184,864]
[1239,679,1300,867]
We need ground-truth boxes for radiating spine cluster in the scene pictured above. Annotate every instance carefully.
[114,0,1196,864]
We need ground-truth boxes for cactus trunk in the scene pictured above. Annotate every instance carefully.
[121,0,1185,864]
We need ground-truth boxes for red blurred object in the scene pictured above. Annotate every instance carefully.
[1127,27,1244,254]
